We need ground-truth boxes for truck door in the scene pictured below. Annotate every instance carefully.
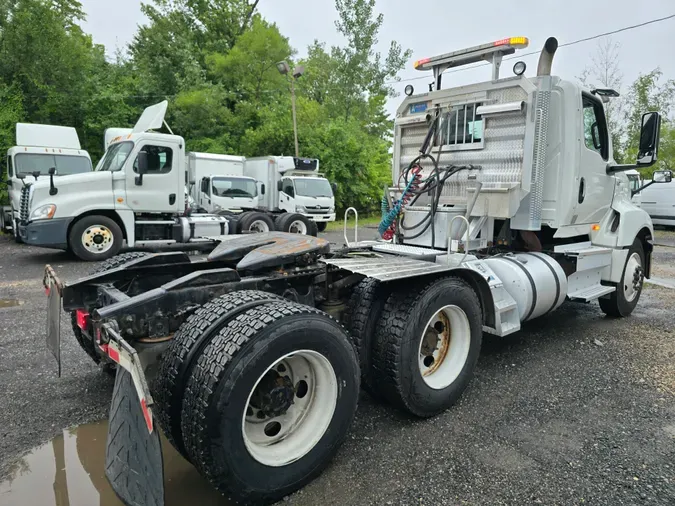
[6,154,19,215]
[574,93,616,224]
[125,142,181,214]
[279,177,295,213]
[197,177,208,210]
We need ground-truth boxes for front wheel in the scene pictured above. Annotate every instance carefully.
[316,221,327,232]
[68,215,123,261]
[180,301,359,504]
[599,239,645,317]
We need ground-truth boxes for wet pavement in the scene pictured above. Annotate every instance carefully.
[0,421,225,506]
[1,230,675,505]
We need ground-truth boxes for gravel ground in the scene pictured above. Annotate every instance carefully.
[1,230,675,505]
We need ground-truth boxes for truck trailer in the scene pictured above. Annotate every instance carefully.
[43,36,670,505]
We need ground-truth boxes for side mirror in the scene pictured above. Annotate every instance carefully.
[277,180,283,192]
[331,182,338,193]
[48,167,58,196]
[32,171,41,180]
[135,150,148,186]
[637,112,661,166]
[653,170,672,183]
[260,183,265,195]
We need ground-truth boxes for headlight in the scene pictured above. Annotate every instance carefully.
[213,204,222,211]
[30,204,56,221]
[295,205,306,213]
[329,206,335,213]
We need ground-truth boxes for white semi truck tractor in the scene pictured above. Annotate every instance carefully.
[42,37,670,505]
[18,102,229,260]
[2,123,92,239]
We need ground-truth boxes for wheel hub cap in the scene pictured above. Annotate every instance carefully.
[82,226,113,254]
[623,252,643,302]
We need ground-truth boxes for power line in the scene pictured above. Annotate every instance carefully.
[385,13,675,86]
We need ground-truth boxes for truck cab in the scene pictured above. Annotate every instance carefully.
[197,174,260,213]
[5,124,92,238]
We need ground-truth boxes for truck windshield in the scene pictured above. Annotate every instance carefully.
[212,177,257,198]
[97,142,133,172]
[294,178,333,198]
[14,153,92,176]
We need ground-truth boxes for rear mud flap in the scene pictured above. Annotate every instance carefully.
[106,368,165,506]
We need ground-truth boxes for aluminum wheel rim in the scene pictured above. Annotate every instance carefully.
[288,220,308,234]
[81,225,114,254]
[248,219,270,233]
[623,252,643,302]
[417,305,471,390]
[242,350,338,467]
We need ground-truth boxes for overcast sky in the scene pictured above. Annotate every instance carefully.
[79,0,675,115]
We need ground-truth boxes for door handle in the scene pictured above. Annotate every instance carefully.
[169,193,176,205]
[578,178,585,204]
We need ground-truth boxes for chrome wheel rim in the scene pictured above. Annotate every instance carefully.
[242,350,338,467]
[623,252,643,303]
[417,305,471,390]
[81,225,114,254]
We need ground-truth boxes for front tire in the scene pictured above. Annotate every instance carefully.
[371,277,483,417]
[599,239,645,317]
[69,215,123,261]
[316,221,327,232]
[180,301,359,504]
[276,213,316,236]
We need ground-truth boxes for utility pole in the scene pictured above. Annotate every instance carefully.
[276,61,305,158]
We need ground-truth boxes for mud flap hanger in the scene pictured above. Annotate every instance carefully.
[100,322,155,433]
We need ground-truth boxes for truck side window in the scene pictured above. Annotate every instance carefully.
[133,145,173,174]
[582,95,609,161]
[282,178,295,196]
[7,156,12,177]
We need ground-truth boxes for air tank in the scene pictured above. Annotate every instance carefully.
[484,252,567,322]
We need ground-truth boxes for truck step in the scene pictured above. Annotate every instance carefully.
[135,220,176,225]
[554,241,612,256]
[567,284,615,302]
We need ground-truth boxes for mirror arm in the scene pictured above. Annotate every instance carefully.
[631,180,655,198]
[606,159,657,175]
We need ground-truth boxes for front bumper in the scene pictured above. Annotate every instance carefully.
[19,217,73,249]
[303,213,336,223]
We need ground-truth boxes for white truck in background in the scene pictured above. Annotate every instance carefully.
[2,124,92,238]
[638,178,675,227]
[192,156,337,233]
[18,102,230,261]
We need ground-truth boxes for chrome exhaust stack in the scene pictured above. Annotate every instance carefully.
[536,37,558,76]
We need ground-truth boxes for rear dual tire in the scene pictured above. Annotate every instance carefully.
[154,292,359,504]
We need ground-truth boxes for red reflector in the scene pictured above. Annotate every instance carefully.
[107,346,120,363]
[141,399,153,433]
[75,310,90,330]
[45,287,50,296]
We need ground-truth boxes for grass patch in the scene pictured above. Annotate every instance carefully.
[324,215,381,232]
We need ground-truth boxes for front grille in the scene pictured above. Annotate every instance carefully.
[305,206,330,214]
[19,185,31,222]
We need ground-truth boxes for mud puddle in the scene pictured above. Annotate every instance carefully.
[0,420,229,506]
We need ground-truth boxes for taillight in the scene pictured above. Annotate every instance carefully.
[75,309,90,330]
